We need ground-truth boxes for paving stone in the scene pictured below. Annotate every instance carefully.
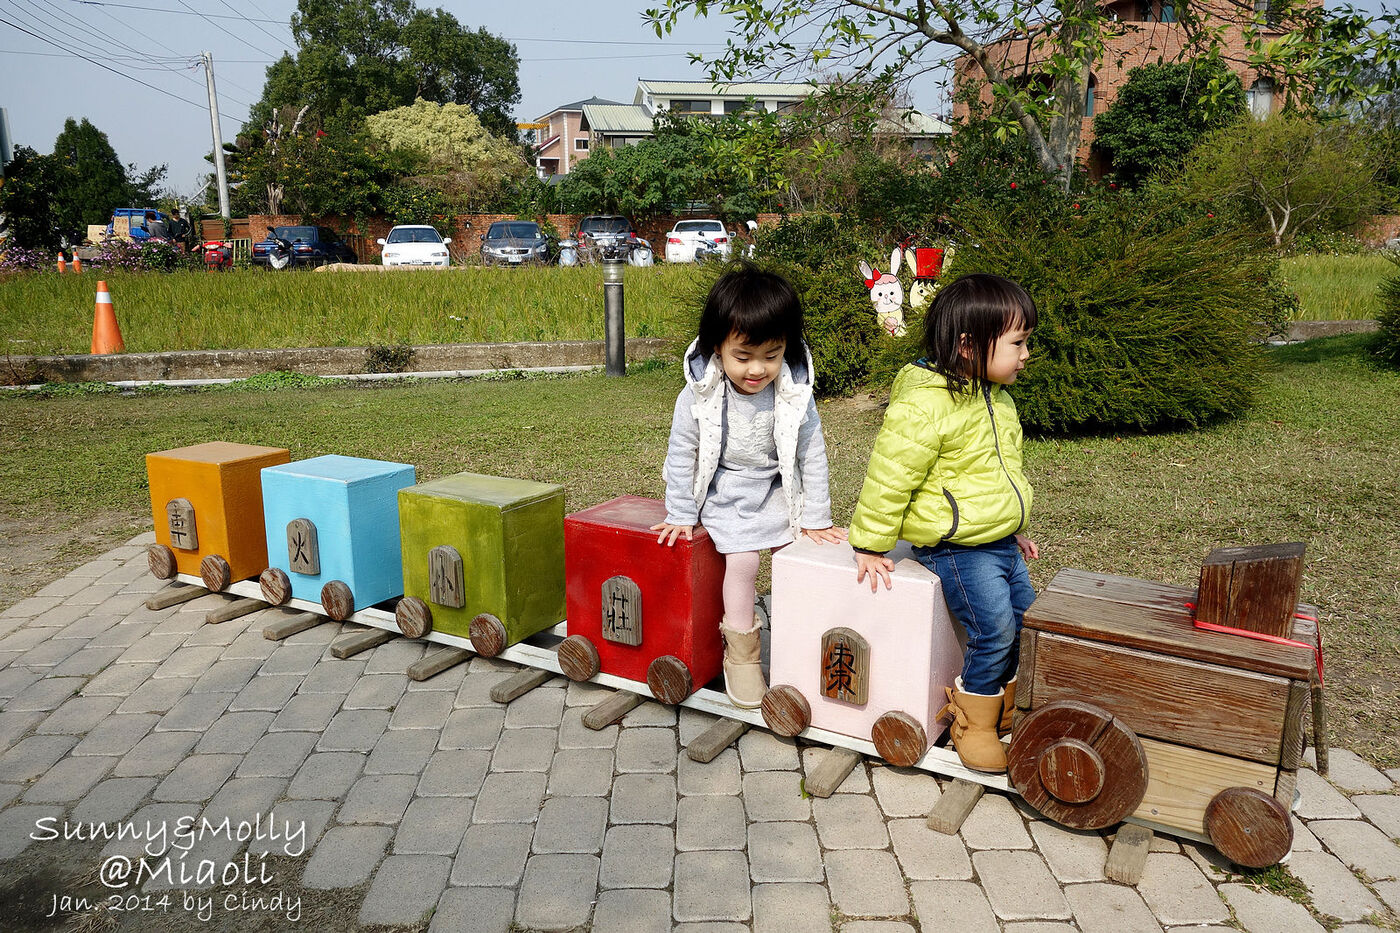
[317,709,390,752]
[0,628,52,654]
[237,731,318,778]
[24,754,116,803]
[491,726,558,771]
[870,763,941,817]
[546,747,616,797]
[0,734,79,782]
[1064,882,1160,933]
[36,575,91,599]
[1219,882,1326,933]
[1182,838,1236,876]
[258,642,327,677]
[671,925,749,933]
[81,660,157,696]
[753,882,831,933]
[191,711,274,756]
[678,747,742,796]
[973,850,1073,921]
[1291,815,1323,852]
[1135,853,1229,926]
[826,849,909,918]
[298,657,366,693]
[1,595,63,619]
[1354,794,1400,838]
[678,707,719,744]
[344,672,409,710]
[338,773,418,824]
[1000,925,1082,933]
[0,709,43,753]
[532,795,608,854]
[114,632,187,666]
[961,792,1033,849]
[438,707,506,752]
[30,602,93,628]
[0,666,44,700]
[593,888,672,933]
[153,752,241,802]
[113,730,200,777]
[911,881,999,933]
[358,854,450,926]
[814,793,890,849]
[738,729,801,771]
[0,804,66,859]
[1310,819,1400,880]
[503,686,566,728]
[70,776,157,825]
[802,746,870,793]
[454,671,514,708]
[201,776,287,826]
[268,693,343,733]
[394,796,474,855]
[15,637,87,668]
[1320,749,1394,792]
[154,691,234,732]
[514,853,601,932]
[418,749,492,797]
[472,771,547,821]
[451,822,534,886]
[87,621,156,650]
[742,771,811,822]
[428,887,517,933]
[288,751,368,800]
[615,726,677,774]
[610,772,678,824]
[54,611,121,639]
[404,658,469,693]
[677,794,748,851]
[749,821,823,883]
[564,678,614,708]
[389,688,455,730]
[1028,820,1109,882]
[558,706,620,749]
[96,801,200,860]
[35,695,121,734]
[7,676,84,712]
[1295,767,1363,819]
[623,700,677,727]
[153,645,224,680]
[228,673,303,712]
[674,850,752,922]
[841,923,918,933]
[364,726,438,775]
[248,799,335,857]
[116,674,194,714]
[363,637,426,673]
[1375,880,1400,914]
[216,628,279,661]
[301,824,393,889]
[0,783,19,808]
[50,645,124,677]
[599,823,675,888]
[889,817,973,880]
[1288,851,1384,921]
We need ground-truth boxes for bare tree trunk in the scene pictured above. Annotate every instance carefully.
[1046,0,1097,189]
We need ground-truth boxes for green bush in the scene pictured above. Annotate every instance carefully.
[1375,256,1400,369]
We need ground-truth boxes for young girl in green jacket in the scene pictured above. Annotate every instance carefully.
[849,273,1039,774]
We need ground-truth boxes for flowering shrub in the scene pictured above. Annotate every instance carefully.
[0,245,57,272]
[89,238,201,272]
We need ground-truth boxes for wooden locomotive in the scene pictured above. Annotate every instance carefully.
[145,442,291,591]
[556,496,725,704]
[1009,544,1316,868]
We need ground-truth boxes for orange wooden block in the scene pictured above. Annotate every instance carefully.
[146,442,291,584]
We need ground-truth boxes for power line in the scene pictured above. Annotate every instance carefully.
[171,0,278,58]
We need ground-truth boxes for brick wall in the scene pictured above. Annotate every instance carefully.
[1359,215,1400,247]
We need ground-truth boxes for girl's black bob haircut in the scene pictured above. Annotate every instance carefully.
[697,263,805,367]
[923,272,1037,396]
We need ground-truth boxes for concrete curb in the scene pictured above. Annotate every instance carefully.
[1283,320,1379,342]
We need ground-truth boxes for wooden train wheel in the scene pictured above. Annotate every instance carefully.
[1008,698,1148,830]
[395,597,432,639]
[321,580,354,621]
[147,544,177,580]
[1205,787,1294,868]
[199,554,231,592]
[647,655,692,705]
[259,568,291,606]
[469,613,507,657]
[760,685,810,737]
[558,635,600,681]
[873,711,928,767]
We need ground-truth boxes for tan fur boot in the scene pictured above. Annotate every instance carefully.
[1000,677,1017,736]
[937,677,1007,773]
[720,618,767,709]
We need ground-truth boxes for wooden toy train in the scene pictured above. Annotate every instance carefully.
[144,442,1324,870]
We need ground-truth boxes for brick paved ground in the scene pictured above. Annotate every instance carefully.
[0,533,1397,931]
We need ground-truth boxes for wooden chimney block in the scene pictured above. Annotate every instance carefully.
[563,496,725,700]
[261,455,416,611]
[398,472,565,648]
[1197,542,1306,638]
[145,442,291,583]
[769,539,964,752]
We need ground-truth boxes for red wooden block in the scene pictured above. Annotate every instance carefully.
[564,496,725,697]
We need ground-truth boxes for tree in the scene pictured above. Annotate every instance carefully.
[0,145,67,250]
[1092,59,1245,186]
[646,0,1400,188]
[50,118,166,235]
[1180,114,1391,247]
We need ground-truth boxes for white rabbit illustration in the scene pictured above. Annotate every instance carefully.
[858,246,906,337]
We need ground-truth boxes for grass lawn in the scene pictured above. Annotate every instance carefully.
[1278,253,1397,321]
[2,334,1397,765]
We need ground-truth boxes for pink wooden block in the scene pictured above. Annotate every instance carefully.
[770,538,965,744]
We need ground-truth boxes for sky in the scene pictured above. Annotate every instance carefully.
[0,0,1391,200]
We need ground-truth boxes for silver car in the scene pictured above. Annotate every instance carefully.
[480,221,551,265]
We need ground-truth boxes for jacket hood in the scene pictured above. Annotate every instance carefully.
[682,337,815,394]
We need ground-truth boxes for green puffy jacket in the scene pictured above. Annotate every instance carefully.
[849,363,1032,553]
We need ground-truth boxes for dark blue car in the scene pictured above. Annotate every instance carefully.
[251,225,357,269]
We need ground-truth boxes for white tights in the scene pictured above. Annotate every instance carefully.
[722,546,786,632]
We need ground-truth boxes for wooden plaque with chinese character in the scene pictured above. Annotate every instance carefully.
[286,518,320,575]
[165,498,198,551]
[429,545,465,609]
[601,575,643,646]
[821,627,869,705]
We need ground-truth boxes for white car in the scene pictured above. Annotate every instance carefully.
[664,219,732,263]
[378,225,452,267]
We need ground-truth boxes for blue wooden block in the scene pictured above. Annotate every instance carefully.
[261,455,416,610]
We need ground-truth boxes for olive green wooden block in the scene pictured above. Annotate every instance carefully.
[398,472,566,644]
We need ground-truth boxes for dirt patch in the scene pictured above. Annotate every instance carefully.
[0,511,146,610]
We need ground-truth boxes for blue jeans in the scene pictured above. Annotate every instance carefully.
[913,535,1036,696]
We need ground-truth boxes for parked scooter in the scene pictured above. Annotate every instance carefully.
[557,238,579,266]
[202,240,233,271]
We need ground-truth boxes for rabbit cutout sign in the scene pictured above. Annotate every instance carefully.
[859,247,906,337]
[907,245,954,312]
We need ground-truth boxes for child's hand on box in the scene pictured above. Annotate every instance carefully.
[854,551,896,592]
[801,526,847,545]
[651,522,693,547]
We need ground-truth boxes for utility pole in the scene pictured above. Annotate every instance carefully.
[202,51,231,219]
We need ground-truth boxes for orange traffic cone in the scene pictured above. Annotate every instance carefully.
[56,253,67,273]
[71,255,82,273]
[91,280,125,354]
